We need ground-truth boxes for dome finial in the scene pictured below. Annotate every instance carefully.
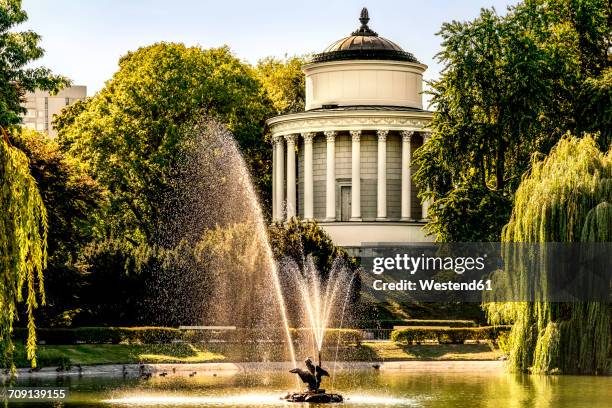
[359,7,370,26]
[352,7,377,36]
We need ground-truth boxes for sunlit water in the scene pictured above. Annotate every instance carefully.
[6,368,611,407]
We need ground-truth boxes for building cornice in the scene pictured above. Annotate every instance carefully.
[302,59,428,74]
[267,108,433,137]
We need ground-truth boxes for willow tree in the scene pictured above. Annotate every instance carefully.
[485,135,611,374]
[0,131,47,370]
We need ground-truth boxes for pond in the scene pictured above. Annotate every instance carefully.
[5,367,611,407]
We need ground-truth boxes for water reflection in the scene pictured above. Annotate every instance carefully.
[6,368,611,407]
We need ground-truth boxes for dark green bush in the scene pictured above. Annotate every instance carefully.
[358,319,477,329]
[12,327,184,345]
[391,326,510,344]
[13,327,365,345]
[13,328,78,345]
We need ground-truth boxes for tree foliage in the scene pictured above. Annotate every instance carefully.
[256,56,307,115]
[0,130,47,369]
[9,129,103,327]
[55,43,274,244]
[484,135,611,374]
[268,219,358,279]
[0,0,70,128]
[415,0,611,241]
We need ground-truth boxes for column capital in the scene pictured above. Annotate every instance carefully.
[422,131,432,142]
[401,130,414,142]
[272,135,283,144]
[377,129,388,142]
[350,130,361,142]
[324,131,337,142]
[302,132,315,143]
[284,134,298,144]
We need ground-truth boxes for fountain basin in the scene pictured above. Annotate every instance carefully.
[282,390,343,403]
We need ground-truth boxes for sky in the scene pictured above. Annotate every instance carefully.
[22,0,516,96]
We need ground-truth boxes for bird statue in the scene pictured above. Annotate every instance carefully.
[289,357,330,392]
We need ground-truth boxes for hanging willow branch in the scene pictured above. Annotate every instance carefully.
[484,135,611,374]
[0,126,47,371]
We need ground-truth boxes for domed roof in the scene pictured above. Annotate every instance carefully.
[311,8,418,64]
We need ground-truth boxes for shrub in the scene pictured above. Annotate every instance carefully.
[290,328,363,346]
[13,327,365,346]
[12,327,184,345]
[385,319,477,328]
[391,326,510,345]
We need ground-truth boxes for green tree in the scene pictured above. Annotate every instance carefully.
[415,0,611,241]
[55,43,274,244]
[484,135,611,374]
[256,56,307,115]
[269,219,358,278]
[0,131,46,370]
[10,129,103,327]
[0,0,70,128]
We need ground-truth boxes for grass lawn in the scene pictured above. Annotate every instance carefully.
[14,342,500,368]
[356,342,501,361]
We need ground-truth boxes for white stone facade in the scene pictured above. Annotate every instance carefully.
[304,60,425,110]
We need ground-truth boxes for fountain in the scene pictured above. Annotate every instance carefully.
[277,255,354,403]
[159,117,355,401]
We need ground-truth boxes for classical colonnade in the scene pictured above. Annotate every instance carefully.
[272,130,431,223]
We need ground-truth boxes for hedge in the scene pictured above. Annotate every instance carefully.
[12,327,184,345]
[356,319,477,329]
[391,326,511,345]
[11,327,363,345]
[290,328,363,345]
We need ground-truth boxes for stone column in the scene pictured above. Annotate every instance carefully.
[376,130,388,221]
[400,131,414,221]
[272,138,277,221]
[285,134,297,219]
[350,130,362,221]
[274,136,285,222]
[302,132,315,221]
[324,131,337,221]
[421,132,432,220]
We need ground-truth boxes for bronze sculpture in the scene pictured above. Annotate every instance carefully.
[284,355,343,403]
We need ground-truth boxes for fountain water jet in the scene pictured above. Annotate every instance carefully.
[280,256,355,403]
[157,117,356,400]
[157,117,297,367]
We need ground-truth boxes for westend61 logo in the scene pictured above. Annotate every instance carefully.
[371,253,487,275]
[360,243,611,303]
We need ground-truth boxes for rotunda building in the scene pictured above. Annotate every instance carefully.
[268,8,434,248]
